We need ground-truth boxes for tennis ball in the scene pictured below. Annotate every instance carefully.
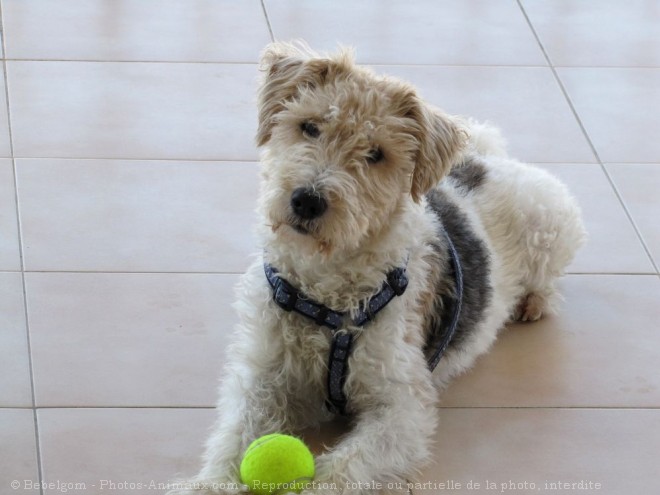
[240,433,315,495]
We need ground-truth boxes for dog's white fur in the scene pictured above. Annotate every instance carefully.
[169,43,585,495]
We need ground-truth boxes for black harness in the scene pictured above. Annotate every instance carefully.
[264,230,463,415]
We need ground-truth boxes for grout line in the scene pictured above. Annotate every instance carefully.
[368,63,551,69]
[566,271,656,277]
[514,1,601,163]
[259,0,275,42]
[14,270,659,276]
[7,58,262,65]
[13,270,654,276]
[534,161,660,165]
[3,58,652,69]
[597,161,660,165]
[601,164,660,275]
[11,156,261,163]
[23,270,247,275]
[31,406,218,410]
[0,11,44,495]
[8,156,660,164]
[1,404,657,411]
[4,57,556,68]
[516,0,660,274]
[553,65,660,70]
[437,406,660,410]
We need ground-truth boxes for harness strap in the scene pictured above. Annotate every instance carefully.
[265,264,344,329]
[264,263,409,330]
[264,262,408,415]
[427,231,464,371]
[325,332,353,415]
[264,230,462,415]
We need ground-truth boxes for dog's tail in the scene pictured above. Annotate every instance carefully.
[464,119,508,157]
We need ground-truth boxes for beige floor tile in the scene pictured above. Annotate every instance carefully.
[265,0,545,66]
[558,68,660,163]
[0,273,32,407]
[3,0,270,63]
[38,408,215,493]
[17,159,259,272]
[0,409,39,490]
[376,66,594,163]
[26,272,239,407]
[607,164,660,269]
[0,159,21,270]
[441,275,660,407]
[8,61,259,160]
[522,0,660,67]
[536,163,653,274]
[0,75,10,157]
[419,408,660,494]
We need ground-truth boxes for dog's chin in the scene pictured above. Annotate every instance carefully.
[272,222,334,257]
[290,223,310,235]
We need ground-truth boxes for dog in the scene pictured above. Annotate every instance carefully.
[169,42,586,495]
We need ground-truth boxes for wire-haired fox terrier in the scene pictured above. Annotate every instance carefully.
[170,42,586,494]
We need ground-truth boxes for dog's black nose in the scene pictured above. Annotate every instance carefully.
[291,187,327,220]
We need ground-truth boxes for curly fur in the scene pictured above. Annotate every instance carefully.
[168,42,586,495]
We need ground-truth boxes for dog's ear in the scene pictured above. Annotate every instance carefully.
[395,90,467,202]
[256,42,349,146]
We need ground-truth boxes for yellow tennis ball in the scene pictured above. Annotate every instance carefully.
[240,433,315,495]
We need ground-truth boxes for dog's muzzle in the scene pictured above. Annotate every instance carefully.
[291,187,327,220]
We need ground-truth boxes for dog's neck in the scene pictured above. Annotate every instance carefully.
[260,201,426,312]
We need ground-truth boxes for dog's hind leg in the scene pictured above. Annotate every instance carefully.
[512,290,552,322]
[483,163,586,324]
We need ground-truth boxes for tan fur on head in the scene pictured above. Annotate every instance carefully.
[405,100,468,202]
[257,42,354,147]
[255,41,466,257]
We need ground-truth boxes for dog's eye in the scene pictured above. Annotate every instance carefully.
[366,147,384,164]
[300,122,320,138]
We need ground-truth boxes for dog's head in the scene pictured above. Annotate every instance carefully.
[256,42,466,257]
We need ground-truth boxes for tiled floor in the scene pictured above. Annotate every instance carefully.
[1,1,659,494]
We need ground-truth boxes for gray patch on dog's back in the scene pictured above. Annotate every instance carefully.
[448,157,488,192]
[423,188,492,355]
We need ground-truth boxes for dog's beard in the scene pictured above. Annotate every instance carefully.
[269,215,334,256]
[283,212,320,236]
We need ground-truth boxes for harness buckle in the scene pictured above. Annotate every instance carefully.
[387,267,409,296]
